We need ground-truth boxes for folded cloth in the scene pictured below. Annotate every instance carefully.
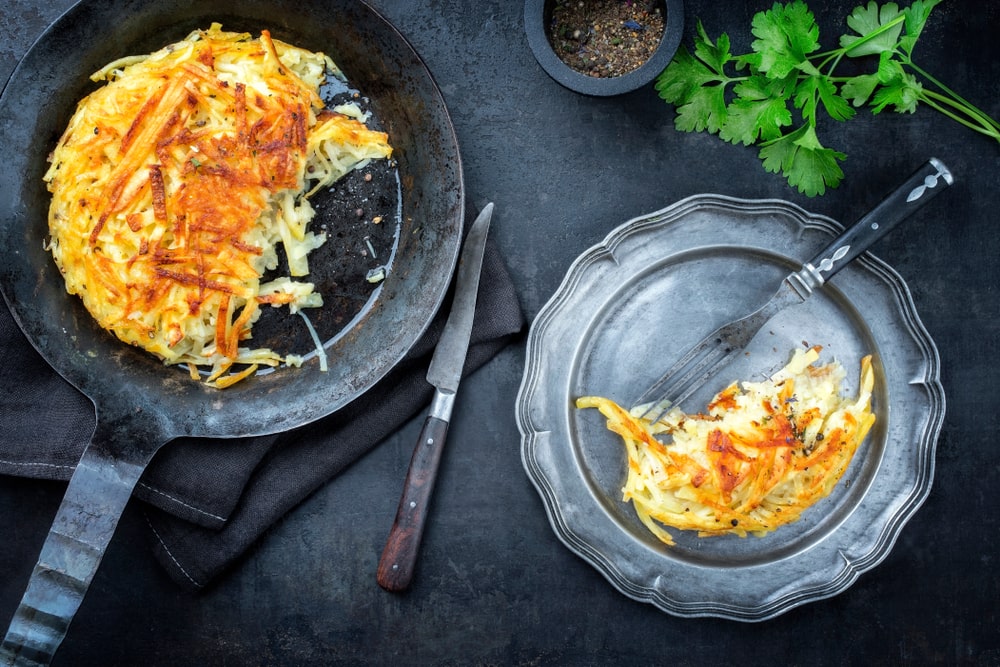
[0,226,524,590]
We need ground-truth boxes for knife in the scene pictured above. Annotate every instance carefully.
[376,202,494,592]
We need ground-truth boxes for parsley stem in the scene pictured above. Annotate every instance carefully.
[903,59,1000,135]
[815,51,846,78]
[920,90,1000,141]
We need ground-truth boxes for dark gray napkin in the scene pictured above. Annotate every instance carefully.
[0,233,523,590]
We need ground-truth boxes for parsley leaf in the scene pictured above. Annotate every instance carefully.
[760,126,846,197]
[655,21,740,135]
[793,74,855,123]
[655,45,717,104]
[899,0,941,56]
[871,68,923,113]
[748,1,821,79]
[840,1,905,56]
[692,20,732,73]
[719,75,793,145]
[841,73,880,107]
[672,79,728,134]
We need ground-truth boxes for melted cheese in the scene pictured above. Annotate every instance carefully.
[577,347,876,544]
[44,24,392,386]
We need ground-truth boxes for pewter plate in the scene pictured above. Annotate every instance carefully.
[516,194,944,621]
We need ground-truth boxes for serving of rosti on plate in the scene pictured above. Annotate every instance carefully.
[577,346,876,545]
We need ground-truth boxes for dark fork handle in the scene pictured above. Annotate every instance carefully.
[803,158,953,287]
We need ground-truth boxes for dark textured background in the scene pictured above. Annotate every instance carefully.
[2,0,998,664]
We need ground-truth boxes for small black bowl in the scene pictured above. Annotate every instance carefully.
[524,0,684,96]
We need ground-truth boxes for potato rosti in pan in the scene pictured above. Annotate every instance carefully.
[44,24,392,387]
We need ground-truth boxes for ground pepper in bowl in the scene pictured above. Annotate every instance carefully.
[547,0,666,78]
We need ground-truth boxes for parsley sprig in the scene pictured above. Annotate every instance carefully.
[655,0,1000,196]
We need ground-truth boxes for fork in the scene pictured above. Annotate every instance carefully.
[633,158,953,424]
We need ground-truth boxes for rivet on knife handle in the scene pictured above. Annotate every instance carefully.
[377,203,494,592]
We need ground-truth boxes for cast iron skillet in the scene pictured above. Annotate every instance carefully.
[0,1,464,663]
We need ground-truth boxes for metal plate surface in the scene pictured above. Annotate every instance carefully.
[516,194,944,621]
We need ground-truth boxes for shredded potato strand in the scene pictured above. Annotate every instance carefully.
[45,24,392,386]
[577,347,876,544]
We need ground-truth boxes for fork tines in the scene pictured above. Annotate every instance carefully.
[632,325,738,425]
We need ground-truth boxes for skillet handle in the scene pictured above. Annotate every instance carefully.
[1,418,164,667]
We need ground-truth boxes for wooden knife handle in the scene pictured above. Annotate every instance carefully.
[377,414,450,592]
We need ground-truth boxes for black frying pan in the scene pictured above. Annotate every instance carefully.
[0,1,463,663]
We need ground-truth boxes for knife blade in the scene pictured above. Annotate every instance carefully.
[376,202,494,592]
